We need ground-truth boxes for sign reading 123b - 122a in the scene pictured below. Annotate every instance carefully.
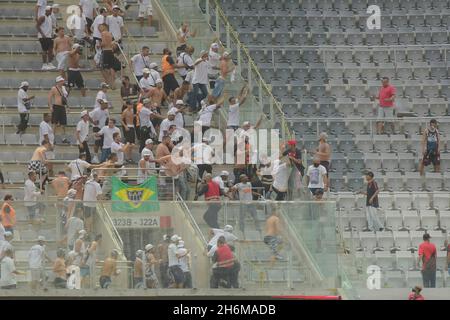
[112,217,160,228]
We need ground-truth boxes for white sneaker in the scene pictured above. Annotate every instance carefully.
[41,63,49,70]
[46,63,56,70]
[92,155,99,164]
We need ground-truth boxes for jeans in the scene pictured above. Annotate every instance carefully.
[422,270,436,288]
[203,203,221,229]
[366,206,383,231]
[239,203,260,234]
[79,141,91,163]
[176,172,190,200]
[212,78,225,97]
[18,113,29,133]
[101,148,111,163]
[26,203,46,220]
[210,267,231,288]
[192,83,208,111]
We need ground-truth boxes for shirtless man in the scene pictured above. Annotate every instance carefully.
[99,23,116,89]
[96,153,119,197]
[133,250,144,288]
[314,132,332,175]
[145,79,167,107]
[174,80,191,102]
[263,210,283,260]
[68,44,86,97]
[53,27,72,78]
[211,52,235,98]
[48,76,69,135]
[99,249,120,288]
[51,171,70,199]
[121,100,136,146]
[176,22,196,56]
[157,235,170,288]
[28,140,51,188]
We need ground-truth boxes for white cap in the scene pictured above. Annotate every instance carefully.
[176,100,184,105]
[19,81,29,88]
[67,188,77,197]
[68,251,77,259]
[177,240,185,248]
[99,98,108,104]
[72,43,81,50]
[149,62,158,69]
[112,5,120,10]
[45,5,52,10]
[79,229,87,236]
[145,244,154,251]
[155,78,163,84]
[136,250,144,257]
[224,225,233,232]
[220,170,229,176]
[167,110,176,116]
[80,110,88,118]
[37,235,46,242]
[200,50,208,56]
[142,98,151,104]
[223,51,230,57]
[211,43,219,49]
[4,231,13,238]
[142,149,152,157]
[52,4,59,8]
[100,82,109,88]
[171,234,180,242]
[142,68,150,74]
[145,139,153,145]
[55,76,65,83]
[243,121,251,126]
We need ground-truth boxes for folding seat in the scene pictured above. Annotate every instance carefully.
[359,65,378,81]
[347,173,365,192]
[15,152,30,164]
[302,50,321,63]
[372,135,391,153]
[309,67,327,82]
[346,32,364,45]
[389,135,408,153]
[401,210,421,232]
[290,32,309,46]
[398,31,416,45]
[429,65,447,81]
[355,134,374,153]
[411,99,430,117]
[329,172,347,192]
[384,172,404,191]
[0,153,16,164]
[338,193,357,211]
[392,230,411,251]
[409,15,425,28]
[419,210,439,231]
[21,134,38,145]
[358,232,379,253]
[436,251,447,272]
[347,210,367,231]
[364,153,382,172]
[432,31,449,44]
[375,251,395,270]
[5,134,21,145]
[403,84,422,99]
[439,210,450,231]
[392,15,409,28]
[330,152,347,173]
[347,152,365,173]
[432,193,450,211]
[406,271,424,287]
[377,231,395,251]
[394,193,413,211]
[424,49,443,63]
[365,33,383,47]
[429,98,448,116]
[255,33,273,45]
[354,51,371,64]
[307,16,324,30]
[7,172,25,184]
[405,172,424,191]
[424,172,443,191]
[395,66,413,81]
[340,15,357,31]
[394,250,414,271]
[384,270,406,288]
[422,84,440,99]
[410,230,426,251]
[273,16,291,32]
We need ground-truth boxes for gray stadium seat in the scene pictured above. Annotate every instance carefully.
[376,231,395,251]
[384,172,404,191]
[375,251,395,270]
[396,251,414,271]
[420,210,439,231]
[394,193,414,211]
[393,231,411,251]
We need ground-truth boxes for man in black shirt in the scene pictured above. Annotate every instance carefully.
[360,171,383,231]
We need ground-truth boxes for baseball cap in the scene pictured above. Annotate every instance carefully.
[145,244,154,251]
[171,234,180,242]
[136,249,144,257]
[143,98,151,104]
[45,5,52,10]
[287,140,296,145]
[167,110,176,116]
[72,43,81,50]
[242,121,251,126]
[142,149,152,157]
[4,231,12,238]
[145,139,153,145]
[177,240,185,248]
[211,43,219,49]
[176,100,184,105]
[37,235,46,242]
[80,110,88,118]
[55,76,65,83]
[19,81,29,88]
[79,229,87,235]
[200,50,208,56]
[155,78,163,84]
[112,5,121,10]
[100,82,110,88]
[224,225,233,232]
[99,98,108,104]
[142,68,150,74]
[220,170,229,176]
[223,51,230,57]
[149,62,158,69]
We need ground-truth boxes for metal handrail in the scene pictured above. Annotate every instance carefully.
[176,193,208,245]
[99,204,124,250]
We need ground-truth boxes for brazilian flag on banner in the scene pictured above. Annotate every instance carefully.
[111,176,160,212]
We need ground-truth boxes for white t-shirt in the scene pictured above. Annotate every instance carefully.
[139,107,156,135]
[68,159,91,180]
[131,54,151,77]
[139,76,156,89]
[106,15,124,40]
[185,70,194,84]
[98,126,120,149]
[24,179,40,207]
[0,257,17,287]
[177,248,189,272]
[111,141,125,165]
[92,14,107,38]
[79,0,98,20]
[198,104,217,127]
[192,59,209,85]
[159,119,175,142]
[38,14,53,38]
[208,49,220,76]
[177,53,194,77]
[169,107,184,128]
[207,228,238,248]
[140,148,156,168]
[212,176,225,190]
[66,217,84,247]
[28,244,45,269]
[17,88,29,113]
[39,121,54,145]
[36,0,47,18]
[83,180,102,207]
[76,119,90,143]
[0,223,5,241]
[94,90,108,109]
[227,102,239,127]
[193,143,214,164]
[89,107,109,129]
[234,182,253,201]
[306,164,327,189]
[73,14,88,40]
[168,243,179,267]
[272,159,289,192]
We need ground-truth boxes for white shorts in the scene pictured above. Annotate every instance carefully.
[138,5,153,17]
[377,106,395,120]
[31,269,43,282]
[56,51,69,70]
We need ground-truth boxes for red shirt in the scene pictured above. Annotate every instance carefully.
[378,85,396,107]
[408,293,425,300]
[418,241,437,271]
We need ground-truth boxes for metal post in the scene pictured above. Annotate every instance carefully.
[215,4,220,38]
[205,0,210,22]
[226,23,231,50]
[237,45,241,75]
[172,177,176,201]
[269,95,274,123]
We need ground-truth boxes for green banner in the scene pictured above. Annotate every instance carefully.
[111,176,160,212]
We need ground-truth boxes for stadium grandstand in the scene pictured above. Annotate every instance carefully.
[0,0,448,300]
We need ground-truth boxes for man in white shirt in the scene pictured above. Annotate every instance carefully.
[0,249,22,289]
[79,0,98,34]
[131,46,151,81]
[227,84,249,130]
[111,132,133,165]
[35,0,47,20]
[68,153,99,181]
[191,50,209,111]
[89,98,110,163]
[213,171,231,195]
[106,6,125,43]
[96,119,121,162]
[232,174,261,235]
[24,172,45,221]
[139,99,157,151]
[207,225,238,253]
[39,112,55,146]
[91,7,108,51]
[306,157,328,198]
[138,0,153,27]
[141,139,156,168]
[159,111,176,142]
[95,82,110,109]
[177,46,194,81]
[66,210,84,250]
[272,157,289,201]
[37,6,56,70]
[76,110,91,162]
[168,235,184,288]
[83,173,102,232]
[139,68,157,91]
[169,100,186,129]
[197,97,221,134]
[17,81,35,134]
[28,236,52,289]
[208,43,221,89]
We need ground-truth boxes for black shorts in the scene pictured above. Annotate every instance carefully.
[68,70,85,89]
[169,265,185,284]
[123,127,136,143]
[102,50,115,69]
[423,152,440,166]
[51,104,67,125]
[320,161,330,174]
[86,18,93,31]
[83,206,96,218]
[99,275,112,288]
[93,127,103,147]
[39,38,53,51]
